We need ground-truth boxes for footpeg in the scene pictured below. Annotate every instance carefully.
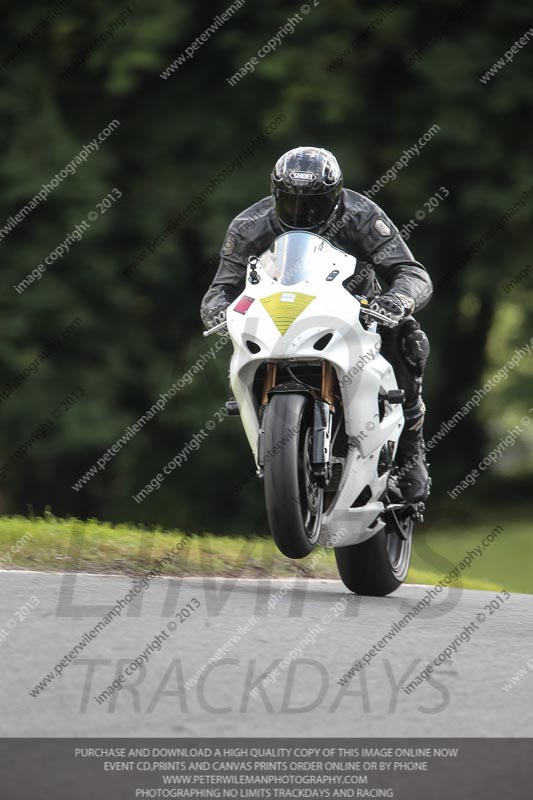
[381,389,405,404]
[411,502,425,523]
[225,399,240,416]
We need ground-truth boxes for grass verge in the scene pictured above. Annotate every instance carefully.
[0,515,527,593]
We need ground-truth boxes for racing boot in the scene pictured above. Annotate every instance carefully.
[396,400,431,503]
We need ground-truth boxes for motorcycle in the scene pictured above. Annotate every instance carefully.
[204,231,426,596]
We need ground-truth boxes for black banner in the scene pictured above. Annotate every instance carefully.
[1,738,531,799]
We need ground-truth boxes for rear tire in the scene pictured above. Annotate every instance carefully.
[334,510,413,596]
[263,393,323,559]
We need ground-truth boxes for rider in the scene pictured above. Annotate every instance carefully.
[200,147,432,502]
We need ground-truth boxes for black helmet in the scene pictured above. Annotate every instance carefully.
[271,146,343,231]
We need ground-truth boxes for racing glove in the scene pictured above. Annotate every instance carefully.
[201,297,228,332]
[369,292,415,327]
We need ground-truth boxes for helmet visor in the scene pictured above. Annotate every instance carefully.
[274,190,338,230]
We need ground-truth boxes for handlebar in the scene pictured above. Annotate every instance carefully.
[202,298,398,336]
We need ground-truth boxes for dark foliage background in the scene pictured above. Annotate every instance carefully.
[0,0,531,533]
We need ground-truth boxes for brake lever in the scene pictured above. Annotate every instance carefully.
[355,296,399,327]
[202,319,228,337]
[360,306,399,326]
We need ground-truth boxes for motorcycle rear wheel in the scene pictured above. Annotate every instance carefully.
[263,393,323,559]
[334,507,413,596]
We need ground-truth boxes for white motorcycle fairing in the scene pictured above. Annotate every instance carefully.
[225,231,404,548]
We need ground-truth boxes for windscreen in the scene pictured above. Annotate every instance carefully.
[258,231,347,286]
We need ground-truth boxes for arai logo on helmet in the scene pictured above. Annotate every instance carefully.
[290,171,316,181]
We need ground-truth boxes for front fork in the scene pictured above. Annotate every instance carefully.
[313,362,335,483]
[257,362,277,475]
[257,361,334,483]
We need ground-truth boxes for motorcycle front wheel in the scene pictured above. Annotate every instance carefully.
[263,392,323,559]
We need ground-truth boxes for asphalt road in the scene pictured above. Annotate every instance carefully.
[0,571,531,736]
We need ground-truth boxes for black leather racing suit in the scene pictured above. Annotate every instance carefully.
[200,189,432,479]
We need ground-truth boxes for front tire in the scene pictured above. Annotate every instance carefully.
[263,393,323,559]
[334,510,413,596]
